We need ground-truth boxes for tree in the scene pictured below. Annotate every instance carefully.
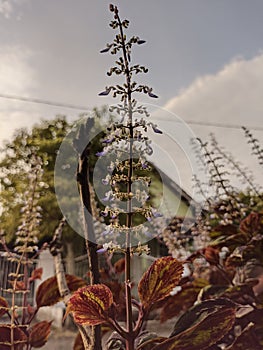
[0,117,70,242]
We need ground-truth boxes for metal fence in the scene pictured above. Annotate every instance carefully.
[0,252,36,305]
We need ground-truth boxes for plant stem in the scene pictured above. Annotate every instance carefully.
[77,139,102,350]
[115,8,135,349]
[50,219,92,350]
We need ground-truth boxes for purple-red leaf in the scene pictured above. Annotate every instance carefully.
[29,321,52,348]
[66,284,113,326]
[160,279,209,322]
[36,274,86,308]
[73,332,85,350]
[152,306,236,350]
[29,268,43,282]
[0,325,27,349]
[240,212,262,236]
[0,297,9,317]
[203,246,220,265]
[138,257,184,310]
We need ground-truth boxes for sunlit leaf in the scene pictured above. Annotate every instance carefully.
[0,297,9,317]
[29,321,52,348]
[138,257,183,310]
[66,284,113,326]
[36,274,86,308]
[152,306,236,350]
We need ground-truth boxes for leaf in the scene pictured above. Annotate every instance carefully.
[152,306,236,350]
[29,267,43,282]
[73,332,85,350]
[114,258,125,274]
[29,321,52,348]
[138,257,183,310]
[9,280,26,291]
[0,325,27,349]
[66,284,113,326]
[203,246,220,265]
[160,279,209,322]
[136,331,167,350]
[170,298,237,338]
[0,297,9,317]
[239,212,262,236]
[36,274,86,308]
[226,322,261,350]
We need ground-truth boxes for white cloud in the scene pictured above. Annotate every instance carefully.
[0,46,36,93]
[164,54,263,127]
[0,46,39,144]
[0,0,13,18]
[0,0,28,19]
[159,54,263,194]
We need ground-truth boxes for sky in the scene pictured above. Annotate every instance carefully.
[0,0,262,199]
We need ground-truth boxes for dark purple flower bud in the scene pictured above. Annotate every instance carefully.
[148,91,158,98]
[142,162,148,169]
[137,39,146,45]
[96,150,107,157]
[101,211,108,217]
[102,179,109,185]
[109,4,115,12]
[146,216,152,222]
[100,47,110,53]
[152,126,163,134]
[99,88,110,96]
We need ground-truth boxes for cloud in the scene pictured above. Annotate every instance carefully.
[159,54,263,194]
[164,54,263,127]
[0,46,39,144]
[0,0,13,18]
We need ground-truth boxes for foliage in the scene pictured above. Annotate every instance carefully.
[65,5,242,350]
[1,3,262,350]
[0,117,71,243]
[159,134,263,349]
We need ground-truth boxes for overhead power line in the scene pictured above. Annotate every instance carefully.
[0,93,90,112]
[0,93,263,131]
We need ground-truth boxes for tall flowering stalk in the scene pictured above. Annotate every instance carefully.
[0,154,53,350]
[66,5,240,350]
[98,5,161,347]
